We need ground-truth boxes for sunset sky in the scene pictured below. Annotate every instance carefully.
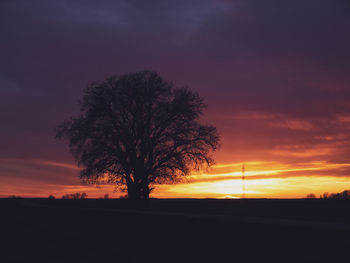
[1,0,350,198]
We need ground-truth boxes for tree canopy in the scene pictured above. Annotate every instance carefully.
[56,71,219,206]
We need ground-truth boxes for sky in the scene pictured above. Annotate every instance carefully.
[1,0,350,198]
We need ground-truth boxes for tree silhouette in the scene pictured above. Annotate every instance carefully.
[56,71,219,207]
[306,193,316,199]
[320,189,350,199]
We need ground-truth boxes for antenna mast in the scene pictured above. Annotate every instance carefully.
[242,164,246,199]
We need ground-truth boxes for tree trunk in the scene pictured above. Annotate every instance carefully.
[140,183,150,207]
[127,182,150,208]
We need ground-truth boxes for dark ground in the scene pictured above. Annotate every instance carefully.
[1,198,350,262]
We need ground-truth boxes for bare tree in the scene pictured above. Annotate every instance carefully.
[56,71,219,207]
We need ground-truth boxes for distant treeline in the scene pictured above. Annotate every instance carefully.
[50,193,110,199]
[6,193,113,199]
[61,193,88,199]
[306,189,350,199]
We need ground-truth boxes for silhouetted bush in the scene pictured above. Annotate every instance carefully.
[308,190,350,200]
[320,192,329,199]
[8,195,21,199]
[306,193,316,199]
[325,190,350,199]
[61,192,88,199]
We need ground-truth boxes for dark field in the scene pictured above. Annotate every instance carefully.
[1,198,350,262]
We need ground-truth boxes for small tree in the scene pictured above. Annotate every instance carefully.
[320,192,329,199]
[62,194,70,199]
[306,193,316,199]
[56,71,219,207]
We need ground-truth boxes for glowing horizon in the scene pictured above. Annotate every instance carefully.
[1,158,350,199]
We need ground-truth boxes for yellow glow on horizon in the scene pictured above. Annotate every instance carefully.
[152,176,350,199]
[189,161,350,179]
[1,158,350,199]
[151,161,350,199]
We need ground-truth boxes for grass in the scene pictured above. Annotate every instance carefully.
[1,198,350,262]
